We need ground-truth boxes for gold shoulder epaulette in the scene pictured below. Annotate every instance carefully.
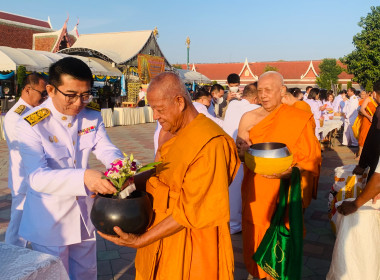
[14,105,26,115]
[86,102,101,112]
[24,108,50,126]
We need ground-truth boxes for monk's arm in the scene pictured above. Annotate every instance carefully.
[338,172,380,215]
[360,98,372,121]
[98,215,184,248]
[236,113,253,162]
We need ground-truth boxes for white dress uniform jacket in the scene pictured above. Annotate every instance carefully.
[193,101,223,127]
[222,99,260,234]
[17,98,123,246]
[342,95,359,146]
[4,98,33,246]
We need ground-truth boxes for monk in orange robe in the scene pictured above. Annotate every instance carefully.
[237,72,321,279]
[356,94,378,159]
[281,91,312,113]
[99,72,240,280]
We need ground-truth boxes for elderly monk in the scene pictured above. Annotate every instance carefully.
[99,72,240,280]
[236,71,321,279]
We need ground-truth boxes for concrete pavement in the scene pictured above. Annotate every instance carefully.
[0,122,358,279]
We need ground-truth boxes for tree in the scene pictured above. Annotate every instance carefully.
[264,64,278,72]
[316,58,343,90]
[172,64,183,69]
[341,6,380,89]
[347,81,353,90]
[16,65,26,96]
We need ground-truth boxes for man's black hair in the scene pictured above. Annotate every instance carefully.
[210,84,224,93]
[49,57,94,87]
[22,72,47,90]
[227,73,240,84]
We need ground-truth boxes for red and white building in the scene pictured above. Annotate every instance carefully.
[181,58,358,90]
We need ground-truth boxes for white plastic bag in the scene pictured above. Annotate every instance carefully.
[328,165,369,234]
[326,198,380,280]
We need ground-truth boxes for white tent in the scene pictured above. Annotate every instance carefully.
[0,46,122,77]
[175,69,211,84]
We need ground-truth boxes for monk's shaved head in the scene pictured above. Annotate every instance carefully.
[147,72,198,134]
[258,71,284,87]
[257,71,286,112]
[148,72,191,103]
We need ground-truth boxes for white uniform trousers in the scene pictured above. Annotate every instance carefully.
[31,220,97,280]
[5,193,27,247]
[229,164,244,234]
[342,120,358,146]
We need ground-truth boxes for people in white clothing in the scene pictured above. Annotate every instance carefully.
[223,83,260,234]
[342,87,359,146]
[193,88,223,127]
[303,86,312,100]
[323,91,335,120]
[137,87,146,107]
[208,84,225,118]
[16,57,124,279]
[305,88,322,140]
[4,73,48,247]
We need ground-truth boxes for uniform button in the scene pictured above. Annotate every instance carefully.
[68,123,72,128]
[73,140,75,145]
[74,160,76,164]
[62,116,67,121]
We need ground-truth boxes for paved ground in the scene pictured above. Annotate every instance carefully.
[0,122,358,279]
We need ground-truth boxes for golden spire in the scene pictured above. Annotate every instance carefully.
[186,36,190,48]
[153,27,159,38]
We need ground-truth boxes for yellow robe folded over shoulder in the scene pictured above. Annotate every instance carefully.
[135,113,240,280]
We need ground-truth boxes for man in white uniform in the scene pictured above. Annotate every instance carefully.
[16,57,123,279]
[4,73,47,247]
[208,84,224,117]
[193,88,223,127]
[342,87,359,146]
[223,83,260,234]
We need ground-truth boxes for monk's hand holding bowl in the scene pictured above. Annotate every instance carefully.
[337,200,358,216]
[98,227,144,248]
[262,165,293,179]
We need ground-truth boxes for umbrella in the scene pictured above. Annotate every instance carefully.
[175,69,211,84]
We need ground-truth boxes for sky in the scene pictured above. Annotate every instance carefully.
[2,0,379,64]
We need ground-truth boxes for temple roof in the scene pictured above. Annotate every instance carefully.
[0,46,122,76]
[0,10,52,30]
[59,30,170,66]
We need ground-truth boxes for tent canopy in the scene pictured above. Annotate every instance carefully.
[175,69,211,84]
[0,46,122,77]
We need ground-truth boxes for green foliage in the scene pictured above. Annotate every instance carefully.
[347,81,353,89]
[365,80,373,92]
[338,83,342,91]
[16,65,26,96]
[316,59,343,90]
[212,80,218,85]
[264,64,278,72]
[341,6,380,89]
[172,64,183,69]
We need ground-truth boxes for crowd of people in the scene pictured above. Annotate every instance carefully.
[3,57,380,280]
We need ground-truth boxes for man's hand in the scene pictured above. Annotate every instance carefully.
[84,169,116,195]
[262,165,293,179]
[337,200,358,216]
[236,136,250,162]
[372,193,380,204]
[98,227,143,248]
[352,165,365,175]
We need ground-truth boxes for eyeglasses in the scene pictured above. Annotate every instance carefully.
[30,87,48,98]
[53,85,93,104]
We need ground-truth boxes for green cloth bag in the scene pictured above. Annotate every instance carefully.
[253,167,303,280]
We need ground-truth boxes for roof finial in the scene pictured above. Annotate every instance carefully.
[153,27,159,38]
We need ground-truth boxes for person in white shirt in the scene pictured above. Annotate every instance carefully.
[193,88,223,127]
[137,86,146,107]
[304,86,312,100]
[208,84,225,118]
[223,83,260,234]
[305,88,322,140]
[342,87,359,146]
[4,73,48,247]
[323,91,335,120]
[17,57,123,279]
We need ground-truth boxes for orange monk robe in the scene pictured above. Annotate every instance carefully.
[293,100,312,113]
[135,114,240,280]
[241,104,321,278]
[358,97,378,147]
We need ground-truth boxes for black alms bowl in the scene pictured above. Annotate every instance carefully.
[90,190,153,235]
